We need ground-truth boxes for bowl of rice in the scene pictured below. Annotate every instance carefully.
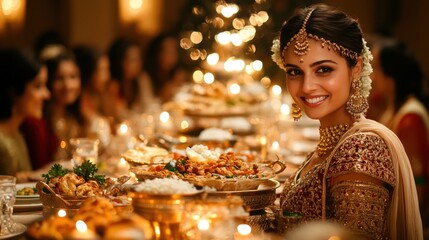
[128,178,204,222]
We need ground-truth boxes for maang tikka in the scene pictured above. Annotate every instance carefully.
[291,9,314,63]
[279,8,359,67]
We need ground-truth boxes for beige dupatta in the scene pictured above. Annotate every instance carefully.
[321,118,423,240]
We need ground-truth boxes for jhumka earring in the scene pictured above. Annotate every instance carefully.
[346,78,369,119]
[291,103,302,121]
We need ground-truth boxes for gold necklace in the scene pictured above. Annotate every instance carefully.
[317,124,350,156]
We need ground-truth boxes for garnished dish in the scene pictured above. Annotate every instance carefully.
[16,186,37,196]
[41,160,105,198]
[36,160,131,215]
[15,183,41,206]
[131,144,285,191]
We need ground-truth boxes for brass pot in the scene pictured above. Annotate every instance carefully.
[129,191,205,240]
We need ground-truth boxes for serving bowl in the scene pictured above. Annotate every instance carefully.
[206,179,280,211]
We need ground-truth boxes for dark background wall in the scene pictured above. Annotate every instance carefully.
[0,0,428,80]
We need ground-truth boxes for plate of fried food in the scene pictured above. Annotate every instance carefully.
[36,160,131,216]
[130,144,286,191]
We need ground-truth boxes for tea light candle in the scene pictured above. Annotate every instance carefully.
[117,122,129,136]
[66,220,99,240]
[57,209,67,218]
[234,224,254,240]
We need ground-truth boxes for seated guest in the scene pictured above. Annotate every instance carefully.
[144,33,188,103]
[73,45,112,147]
[107,38,154,122]
[370,37,429,225]
[0,48,50,178]
[73,45,111,118]
[22,52,82,165]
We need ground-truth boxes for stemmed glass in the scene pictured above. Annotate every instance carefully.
[0,175,16,235]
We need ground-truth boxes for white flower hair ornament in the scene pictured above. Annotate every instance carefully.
[271,38,286,71]
[357,38,373,99]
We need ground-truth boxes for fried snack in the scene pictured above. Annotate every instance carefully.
[27,215,75,239]
[56,173,85,196]
[122,146,170,165]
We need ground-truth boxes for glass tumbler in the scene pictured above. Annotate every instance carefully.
[0,175,16,235]
[70,138,99,166]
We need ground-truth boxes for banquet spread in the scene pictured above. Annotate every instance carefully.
[133,145,265,180]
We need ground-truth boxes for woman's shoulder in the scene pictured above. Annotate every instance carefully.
[327,132,396,185]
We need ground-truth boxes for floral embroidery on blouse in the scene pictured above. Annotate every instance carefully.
[280,132,395,239]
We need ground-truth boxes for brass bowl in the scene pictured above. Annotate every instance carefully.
[129,191,205,224]
[207,179,280,211]
[129,190,205,240]
[36,181,88,216]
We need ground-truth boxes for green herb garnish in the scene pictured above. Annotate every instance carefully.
[42,163,70,183]
[164,160,177,172]
[73,160,105,185]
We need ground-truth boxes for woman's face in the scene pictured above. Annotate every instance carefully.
[92,56,110,91]
[122,46,142,81]
[284,39,361,125]
[15,66,50,119]
[52,60,81,106]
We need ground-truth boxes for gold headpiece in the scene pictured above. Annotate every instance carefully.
[280,8,359,63]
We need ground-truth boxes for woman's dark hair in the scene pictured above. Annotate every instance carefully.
[108,38,139,81]
[44,52,84,124]
[144,33,180,96]
[73,45,102,88]
[0,48,41,120]
[377,39,426,111]
[107,38,140,106]
[279,4,363,67]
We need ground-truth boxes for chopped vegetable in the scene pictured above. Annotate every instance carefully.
[164,160,177,172]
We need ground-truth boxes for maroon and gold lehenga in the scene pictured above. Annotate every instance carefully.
[280,119,423,240]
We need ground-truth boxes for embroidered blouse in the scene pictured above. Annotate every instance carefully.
[280,132,395,239]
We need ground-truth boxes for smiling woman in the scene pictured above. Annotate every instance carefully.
[0,48,50,177]
[272,4,423,240]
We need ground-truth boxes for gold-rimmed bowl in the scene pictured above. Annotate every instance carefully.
[206,179,280,211]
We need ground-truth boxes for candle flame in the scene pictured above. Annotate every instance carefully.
[118,123,129,134]
[160,111,170,123]
[57,209,66,217]
[76,220,88,233]
[237,224,251,235]
[198,219,210,231]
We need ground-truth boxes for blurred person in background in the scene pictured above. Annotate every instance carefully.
[22,52,82,165]
[73,45,112,147]
[34,30,67,61]
[0,49,50,179]
[370,37,429,225]
[73,45,110,118]
[107,38,154,122]
[144,33,188,104]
